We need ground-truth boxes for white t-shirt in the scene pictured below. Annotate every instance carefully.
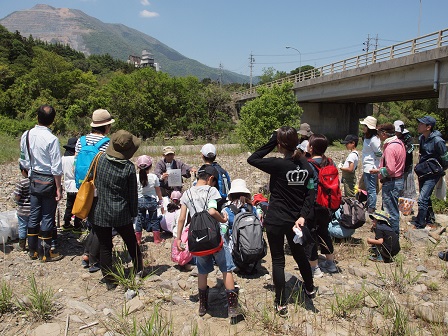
[137,173,160,199]
[62,156,77,193]
[361,136,381,173]
[343,151,359,172]
[180,185,221,216]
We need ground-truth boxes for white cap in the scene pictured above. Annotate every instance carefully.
[394,120,405,133]
[200,143,216,158]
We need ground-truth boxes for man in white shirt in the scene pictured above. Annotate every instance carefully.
[20,105,63,262]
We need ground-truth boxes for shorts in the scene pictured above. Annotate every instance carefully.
[196,244,233,274]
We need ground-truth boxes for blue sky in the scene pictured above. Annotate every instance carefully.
[1,1,447,77]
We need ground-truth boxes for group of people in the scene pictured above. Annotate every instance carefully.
[14,104,448,320]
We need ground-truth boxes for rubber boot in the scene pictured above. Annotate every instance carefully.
[39,231,64,262]
[153,231,164,244]
[18,239,26,251]
[27,230,39,260]
[429,226,447,241]
[226,289,240,318]
[135,231,142,245]
[198,287,209,316]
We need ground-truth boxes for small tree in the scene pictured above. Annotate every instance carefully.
[237,82,302,150]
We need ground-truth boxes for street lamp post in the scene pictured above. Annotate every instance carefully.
[286,46,302,81]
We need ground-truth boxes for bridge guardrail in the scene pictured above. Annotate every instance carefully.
[233,28,448,100]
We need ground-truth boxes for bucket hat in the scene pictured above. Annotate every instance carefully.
[136,155,153,169]
[360,116,377,130]
[228,179,251,195]
[298,123,313,137]
[369,210,391,226]
[90,109,115,127]
[106,130,140,160]
[63,137,78,156]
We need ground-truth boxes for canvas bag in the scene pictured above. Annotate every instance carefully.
[339,197,366,229]
[73,152,103,220]
[171,226,193,266]
[309,158,342,211]
[75,136,109,188]
[186,188,223,256]
[230,204,267,274]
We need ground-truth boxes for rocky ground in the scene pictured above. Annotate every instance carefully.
[0,147,448,336]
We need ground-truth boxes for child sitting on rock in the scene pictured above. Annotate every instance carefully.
[367,210,400,263]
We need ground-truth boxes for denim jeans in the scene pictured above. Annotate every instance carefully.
[381,178,404,234]
[17,214,29,240]
[28,194,57,234]
[415,175,441,228]
[363,173,378,211]
[136,196,160,232]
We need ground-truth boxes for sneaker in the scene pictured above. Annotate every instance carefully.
[81,259,89,268]
[305,286,317,299]
[438,251,448,261]
[368,254,383,262]
[312,266,324,278]
[274,303,288,317]
[323,260,338,273]
[88,263,101,273]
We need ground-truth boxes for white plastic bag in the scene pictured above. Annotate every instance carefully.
[0,210,19,244]
[435,175,447,201]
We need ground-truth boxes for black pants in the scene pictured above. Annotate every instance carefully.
[305,206,334,261]
[64,192,81,228]
[92,223,143,279]
[266,225,314,305]
[83,229,100,265]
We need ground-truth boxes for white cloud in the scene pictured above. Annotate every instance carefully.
[139,10,159,18]
[140,0,151,5]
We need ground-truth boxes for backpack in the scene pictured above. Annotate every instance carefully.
[186,189,223,256]
[309,158,342,211]
[75,136,109,188]
[230,204,267,274]
[339,197,366,229]
[212,162,231,198]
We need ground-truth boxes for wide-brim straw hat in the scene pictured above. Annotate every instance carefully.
[90,109,115,127]
[359,116,377,130]
[106,130,140,160]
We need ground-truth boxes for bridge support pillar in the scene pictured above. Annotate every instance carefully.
[299,102,372,140]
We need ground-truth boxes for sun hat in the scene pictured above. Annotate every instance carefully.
[90,109,115,127]
[228,179,251,195]
[200,143,216,158]
[197,164,219,181]
[340,134,359,144]
[417,116,436,128]
[170,190,182,200]
[359,116,377,130]
[106,130,140,160]
[136,155,153,169]
[369,210,391,226]
[163,146,175,155]
[63,137,78,156]
[393,120,405,133]
[298,123,313,137]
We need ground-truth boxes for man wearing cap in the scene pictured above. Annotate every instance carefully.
[200,143,231,211]
[154,146,196,197]
[410,116,448,229]
[370,123,406,234]
[394,120,416,200]
[19,105,63,262]
[297,123,313,156]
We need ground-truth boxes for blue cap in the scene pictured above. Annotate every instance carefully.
[417,116,436,128]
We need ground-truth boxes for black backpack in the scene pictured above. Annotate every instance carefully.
[339,197,366,230]
[230,204,267,274]
[186,189,223,256]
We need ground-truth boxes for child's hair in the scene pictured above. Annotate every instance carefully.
[276,126,302,162]
[167,202,180,212]
[309,133,330,166]
[137,155,153,187]
[139,167,150,187]
[228,192,252,205]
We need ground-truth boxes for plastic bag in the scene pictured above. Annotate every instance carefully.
[434,175,447,201]
[0,211,19,243]
[171,226,192,266]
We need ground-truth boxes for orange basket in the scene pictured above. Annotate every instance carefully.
[398,197,415,216]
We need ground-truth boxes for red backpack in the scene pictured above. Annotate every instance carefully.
[309,158,342,211]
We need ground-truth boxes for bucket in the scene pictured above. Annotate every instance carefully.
[398,197,416,216]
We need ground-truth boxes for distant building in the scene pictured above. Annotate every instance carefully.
[127,49,160,71]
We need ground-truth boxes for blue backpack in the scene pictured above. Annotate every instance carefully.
[75,136,109,188]
[212,162,231,198]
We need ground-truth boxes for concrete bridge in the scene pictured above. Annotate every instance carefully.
[233,28,448,139]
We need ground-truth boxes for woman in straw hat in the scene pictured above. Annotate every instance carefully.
[360,116,382,214]
[88,130,143,290]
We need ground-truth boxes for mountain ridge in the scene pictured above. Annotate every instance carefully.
[0,4,250,84]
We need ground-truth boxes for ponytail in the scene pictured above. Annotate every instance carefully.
[139,167,149,187]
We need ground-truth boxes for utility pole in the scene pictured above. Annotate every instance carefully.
[363,34,378,65]
[249,53,255,89]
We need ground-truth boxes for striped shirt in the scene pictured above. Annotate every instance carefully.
[75,133,109,154]
[14,178,31,216]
